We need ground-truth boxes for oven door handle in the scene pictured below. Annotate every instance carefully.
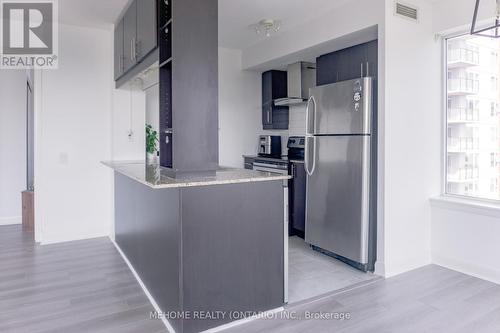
[253,166,288,175]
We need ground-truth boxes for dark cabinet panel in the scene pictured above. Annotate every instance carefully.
[262,102,289,130]
[115,0,160,82]
[289,162,306,237]
[136,0,157,61]
[114,19,124,80]
[262,71,272,103]
[158,0,171,28]
[262,70,289,130]
[169,0,219,172]
[262,102,272,129]
[262,70,287,103]
[317,40,378,86]
[158,22,171,64]
[159,63,173,168]
[123,1,137,73]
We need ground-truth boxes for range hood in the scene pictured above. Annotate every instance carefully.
[274,62,316,106]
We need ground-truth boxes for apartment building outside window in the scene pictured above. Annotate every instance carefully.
[446,35,500,201]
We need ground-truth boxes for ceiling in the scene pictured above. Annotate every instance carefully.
[218,0,353,49]
[58,0,352,45]
[59,0,130,29]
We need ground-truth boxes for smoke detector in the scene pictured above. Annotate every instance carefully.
[251,19,282,37]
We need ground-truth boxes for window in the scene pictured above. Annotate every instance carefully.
[446,35,500,201]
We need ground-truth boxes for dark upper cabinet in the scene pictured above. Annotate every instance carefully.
[122,1,137,73]
[317,40,378,86]
[262,102,289,130]
[115,0,159,81]
[114,19,124,80]
[262,70,289,130]
[262,70,287,104]
[136,0,157,61]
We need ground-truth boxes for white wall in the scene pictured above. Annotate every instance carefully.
[218,47,262,168]
[382,0,441,276]
[0,70,27,225]
[431,199,500,284]
[35,24,115,244]
[429,0,500,285]
[112,87,146,161]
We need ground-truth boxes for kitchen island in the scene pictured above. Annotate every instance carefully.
[103,161,290,333]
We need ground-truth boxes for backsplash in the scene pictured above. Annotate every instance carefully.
[288,105,306,136]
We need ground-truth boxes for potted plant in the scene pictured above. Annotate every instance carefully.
[146,124,159,165]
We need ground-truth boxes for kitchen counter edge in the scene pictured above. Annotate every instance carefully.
[102,161,291,190]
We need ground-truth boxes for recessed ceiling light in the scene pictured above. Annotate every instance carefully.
[250,19,282,37]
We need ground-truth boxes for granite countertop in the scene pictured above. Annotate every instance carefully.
[102,160,291,189]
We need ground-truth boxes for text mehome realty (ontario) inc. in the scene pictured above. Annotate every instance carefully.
[150,310,352,321]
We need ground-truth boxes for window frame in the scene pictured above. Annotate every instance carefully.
[442,32,500,204]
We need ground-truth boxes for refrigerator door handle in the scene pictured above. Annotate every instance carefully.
[305,136,316,176]
[304,136,310,175]
[305,96,316,135]
[310,136,317,175]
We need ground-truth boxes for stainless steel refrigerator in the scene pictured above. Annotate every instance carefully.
[304,77,376,272]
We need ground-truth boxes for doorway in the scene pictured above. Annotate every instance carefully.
[22,73,35,237]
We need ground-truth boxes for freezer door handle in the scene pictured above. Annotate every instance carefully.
[304,136,316,176]
[305,96,316,135]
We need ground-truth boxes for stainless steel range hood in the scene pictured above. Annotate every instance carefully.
[274,62,316,106]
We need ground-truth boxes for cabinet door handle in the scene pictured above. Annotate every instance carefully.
[134,38,137,61]
[130,39,134,61]
[131,38,136,61]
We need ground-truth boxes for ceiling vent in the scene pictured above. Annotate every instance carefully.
[394,2,418,22]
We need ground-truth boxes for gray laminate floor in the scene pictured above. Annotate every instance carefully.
[225,264,500,333]
[288,236,378,303]
[0,225,166,333]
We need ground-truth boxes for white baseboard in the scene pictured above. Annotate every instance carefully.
[111,239,176,333]
[40,231,110,245]
[0,216,22,226]
[433,253,500,286]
